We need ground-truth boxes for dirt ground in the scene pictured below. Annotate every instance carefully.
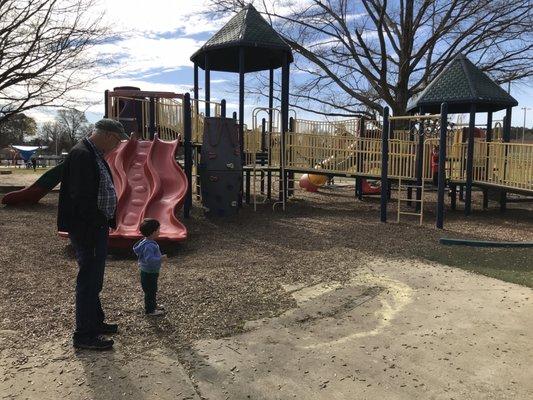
[1,183,532,399]
[0,168,53,188]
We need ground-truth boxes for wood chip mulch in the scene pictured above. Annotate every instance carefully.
[1,186,531,363]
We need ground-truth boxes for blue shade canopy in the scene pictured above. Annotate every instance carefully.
[11,145,46,161]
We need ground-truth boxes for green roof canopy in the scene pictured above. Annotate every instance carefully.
[190,4,293,72]
[407,54,518,114]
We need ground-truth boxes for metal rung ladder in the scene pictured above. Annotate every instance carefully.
[245,164,285,212]
[397,179,424,225]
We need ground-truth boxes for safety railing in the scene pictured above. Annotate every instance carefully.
[269,132,282,167]
[427,140,533,192]
[108,96,150,138]
[244,129,263,167]
[282,132,424,179]
[108,94,186,141]
[185,109,533,194]
[156,98,183,141]
[293,118,361,136]
[389,139,419,180]
[473,142,533,191]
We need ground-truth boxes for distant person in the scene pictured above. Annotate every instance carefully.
[57,118,128,350]
[133,218,166,316]
[31,156,37,171]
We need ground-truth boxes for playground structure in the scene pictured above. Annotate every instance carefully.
[101,76,531,229]
[3,4,533,236]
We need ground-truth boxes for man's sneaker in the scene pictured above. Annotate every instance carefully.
[73,335,114,350]
[99,322,118,334]
[157,304,165,310]
[146,309,165,317]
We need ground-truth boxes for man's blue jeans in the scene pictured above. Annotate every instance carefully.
[70,224,109,339]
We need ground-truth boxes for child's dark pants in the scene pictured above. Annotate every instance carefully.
[140,271,159,313]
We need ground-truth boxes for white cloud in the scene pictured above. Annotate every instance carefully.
[26,109,57,124]
[95,36,202,76]
[29,1,222,118]
[95,0,223,36]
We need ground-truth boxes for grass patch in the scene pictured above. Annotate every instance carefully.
[415,246,533,288]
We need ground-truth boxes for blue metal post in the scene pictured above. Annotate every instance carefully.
[269,68,274,134]
[464,104,476,216]
[483,111,493,209]
[104,90,109,118]
[221,99,226,118]
[500,108,512,212]
[183,93,192,218]
[205,54,210,117]
[380,107,390,222]
[193,63,199,113]
[280,53,290,202]
[436,103,448,229]
[239,48,245,207]
[356,116,365,200]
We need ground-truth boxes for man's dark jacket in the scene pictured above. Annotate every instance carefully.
[57,138,117,245]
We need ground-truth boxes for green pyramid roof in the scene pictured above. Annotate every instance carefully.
[407,54,517,113]
[191,4,293,72]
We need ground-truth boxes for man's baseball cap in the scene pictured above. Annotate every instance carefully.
[95,118,129,139]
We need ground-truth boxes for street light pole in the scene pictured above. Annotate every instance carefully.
[522,107,531,143]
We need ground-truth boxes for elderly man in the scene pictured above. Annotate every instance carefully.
[58,119,128,350]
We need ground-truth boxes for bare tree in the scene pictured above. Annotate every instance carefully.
[56,108,91,148]
[39,120,62,154]
[206,0,533,116]
[0,0,109,123]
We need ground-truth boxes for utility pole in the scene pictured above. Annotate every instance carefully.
[522,107,531,143]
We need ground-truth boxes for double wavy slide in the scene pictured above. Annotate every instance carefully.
[2,137,188,246]
[106,136,187,245]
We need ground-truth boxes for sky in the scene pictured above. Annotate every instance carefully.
[26,0,533,130]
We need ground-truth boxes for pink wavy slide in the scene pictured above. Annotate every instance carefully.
[106,136,187,246]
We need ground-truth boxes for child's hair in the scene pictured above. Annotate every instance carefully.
[139,218,160,237]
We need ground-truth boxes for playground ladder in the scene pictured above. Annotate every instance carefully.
[249,167,285,211]
[397,179,424,225]
[193,146,202,201]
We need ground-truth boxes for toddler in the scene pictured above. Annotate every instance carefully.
[133,218,166,316]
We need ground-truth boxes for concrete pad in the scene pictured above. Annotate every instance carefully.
[190,257,533,399]
[0,340,200,400]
